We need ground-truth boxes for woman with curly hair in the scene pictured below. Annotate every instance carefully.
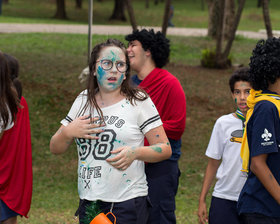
[50,39,171,224]
[237,37,280,223]
[126,29,186,224]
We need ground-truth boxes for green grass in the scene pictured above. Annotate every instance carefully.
[0,32,260,223]
[2,0,280,31]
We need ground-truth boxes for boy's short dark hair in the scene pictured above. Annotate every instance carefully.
[125,29,170,68]
[229,67,250,93]
[249,37,280,90]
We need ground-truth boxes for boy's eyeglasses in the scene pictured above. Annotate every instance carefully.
[97,59,128,73]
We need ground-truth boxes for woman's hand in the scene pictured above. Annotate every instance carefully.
[50,115,106,155]
[106,146,138,171]
[65,115,105,140]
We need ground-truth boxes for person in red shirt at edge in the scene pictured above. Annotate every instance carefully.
[126,29,186,224]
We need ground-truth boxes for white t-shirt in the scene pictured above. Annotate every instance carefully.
[61,90,162,202]
[206,113,247,201]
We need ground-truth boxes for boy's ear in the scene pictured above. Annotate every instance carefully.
[145,49,152,57]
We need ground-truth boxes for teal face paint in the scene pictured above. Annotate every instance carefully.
[107,73,124,89]
[96,46,126,92]
[151,146,162,153]
[96,66,124,91]
[109,50,117,62]
[97,66,106,86]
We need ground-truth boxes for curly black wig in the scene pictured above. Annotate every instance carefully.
[125,29,170,68]
[249,37,280,90]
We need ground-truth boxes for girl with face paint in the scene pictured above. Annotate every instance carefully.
[50,39,171,224]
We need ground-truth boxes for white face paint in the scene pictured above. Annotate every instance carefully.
[96,46,126,93]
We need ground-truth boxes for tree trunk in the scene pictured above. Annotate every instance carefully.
[207,0,220,38]
[162,0,171,36]
[201,0,205,10]
[124,0,137,31]
[3,0,8,3]
[223,0,235,39]
[203,0,246,68]
[110,0,126,21]
[215,0,225,64]
[207,0,235,39]
[262,0,273,38]
[219,0,246,68]
[54,0,67,19]
[76,0,82,9]
[146,0,149,8]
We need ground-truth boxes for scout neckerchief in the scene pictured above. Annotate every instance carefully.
[235,108,246,130]
[240,89,280,173]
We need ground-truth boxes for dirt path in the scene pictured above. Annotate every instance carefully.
[1,23,278,39]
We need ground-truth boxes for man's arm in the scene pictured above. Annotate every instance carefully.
[250,154,280,204]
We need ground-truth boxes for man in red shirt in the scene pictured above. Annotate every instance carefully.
[126,29,186,224]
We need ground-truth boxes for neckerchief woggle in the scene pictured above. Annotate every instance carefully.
[240,89,280,173]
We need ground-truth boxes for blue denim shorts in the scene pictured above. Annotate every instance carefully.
[0,200,19,221]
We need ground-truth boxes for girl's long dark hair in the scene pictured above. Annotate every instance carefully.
[0,52,19,130]
[4,53,22,99]
[81,39,147,120]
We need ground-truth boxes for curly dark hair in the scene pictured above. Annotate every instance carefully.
[249,37,280,90]
[125,29,170,68]
[229,67,250,93]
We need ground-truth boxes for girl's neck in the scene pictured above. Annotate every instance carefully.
[96,89,125,108]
